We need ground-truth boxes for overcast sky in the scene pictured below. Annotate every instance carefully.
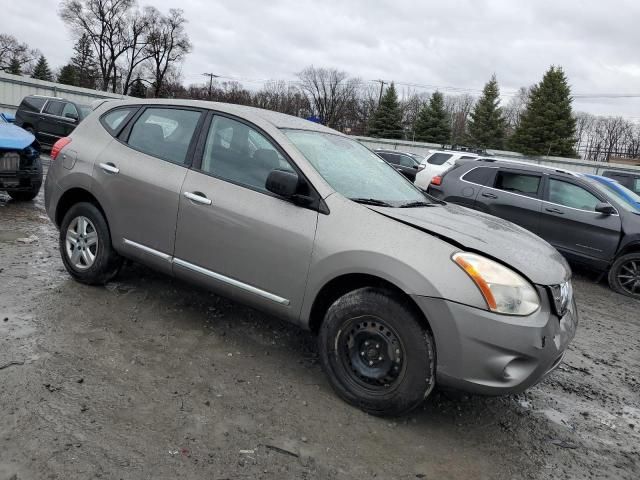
[4,0,639,118]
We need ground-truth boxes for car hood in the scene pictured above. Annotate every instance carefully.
[0,123,35,150]
[369,203,570,285]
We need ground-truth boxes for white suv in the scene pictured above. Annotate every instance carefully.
[414,150,480,190]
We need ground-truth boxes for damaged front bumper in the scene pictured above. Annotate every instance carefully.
[413,286,578,395]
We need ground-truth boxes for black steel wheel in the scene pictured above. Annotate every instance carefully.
[609,253,640,299]
[319,287,436,416]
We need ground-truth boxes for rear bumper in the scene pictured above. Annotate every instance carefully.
[412,288,578,395]
[0,167,42,191]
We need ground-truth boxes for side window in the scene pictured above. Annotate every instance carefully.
[494,171,541,196]
[427,153,453,165]
[380,153,399,165]
[548,179,601,211]
[101,108,136,135]
[43,100,65,116]
[127,108,201,165]
[462,166,495,186]
[22,96,47,112]
[200,115,293,192]
[634,178,640,193]
[397,154,416,167]
[61,103,79,119]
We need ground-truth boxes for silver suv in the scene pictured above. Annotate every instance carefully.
[44,100,577,416]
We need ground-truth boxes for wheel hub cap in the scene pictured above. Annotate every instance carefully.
[65,216,98,270]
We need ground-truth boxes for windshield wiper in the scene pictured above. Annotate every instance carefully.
[399,201,435,208]
[349,198,394,207]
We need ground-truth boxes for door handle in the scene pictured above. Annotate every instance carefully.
[481,192,498,199]
[545,207,564,214]
[99,162,119,174]
[184,191,212,206]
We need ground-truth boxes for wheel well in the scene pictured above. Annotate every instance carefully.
[308,273,431,335]
[55,188,106,227]
[618,242,640,258]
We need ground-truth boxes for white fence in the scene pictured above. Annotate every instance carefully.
[355,136,640,176]
[0,71,126,114]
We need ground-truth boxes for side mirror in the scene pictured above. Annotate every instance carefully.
[595,202,616,215]
[266,169,300,197]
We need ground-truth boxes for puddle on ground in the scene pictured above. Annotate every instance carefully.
[0,231,28,242]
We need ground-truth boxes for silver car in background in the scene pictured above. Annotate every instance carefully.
[44,100,577,416]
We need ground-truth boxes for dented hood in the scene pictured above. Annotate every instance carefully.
[370,203,570,285]
[0,123,35,150]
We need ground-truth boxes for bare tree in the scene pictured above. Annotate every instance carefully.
[119,6,154,95]
[60,0,135,92]
[297,66,361,129]
[444,93,475,145]
[503,86,532,134]
[145,8,191,97]
[0,34,39,73]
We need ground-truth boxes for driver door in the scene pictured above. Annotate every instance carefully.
[173,113,318,321]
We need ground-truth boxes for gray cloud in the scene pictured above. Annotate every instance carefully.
[4,0,639,117]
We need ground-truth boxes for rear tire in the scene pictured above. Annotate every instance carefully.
[608,253,640,299]
[318,287,436,416]
[59,202,122,285]
[7,182,41,201]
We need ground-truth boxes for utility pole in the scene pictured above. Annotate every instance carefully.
[373,79,387,104]
[202,73,220,100]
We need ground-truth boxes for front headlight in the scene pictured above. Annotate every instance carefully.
[452,252,540,316]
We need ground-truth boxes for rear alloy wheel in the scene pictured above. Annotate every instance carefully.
[59,202,122,285]
[319,287,436,416]
[608,253,640,299]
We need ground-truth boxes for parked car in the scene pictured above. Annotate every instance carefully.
[45,100,576,416]
[0,112,42,201]
[429,159,640,298]
[602,169,640,196]
[374,149,424,181]
[587,174,640,208]
[414,150,480,190]
[15,95,92,147]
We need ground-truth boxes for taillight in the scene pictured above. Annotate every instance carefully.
[51,137,72,161]
[431,175,442,186]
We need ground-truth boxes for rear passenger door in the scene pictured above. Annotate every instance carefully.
[93,106,204,274]
[474,168,543,234]
[538,176,621,262]
[173,113,318,321]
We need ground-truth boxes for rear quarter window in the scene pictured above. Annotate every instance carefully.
[427,153,453,165]
[100,107,137,136]
[20,96,47,113]
[461,166,496,186]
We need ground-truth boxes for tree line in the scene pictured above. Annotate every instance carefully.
[1,0,638,161]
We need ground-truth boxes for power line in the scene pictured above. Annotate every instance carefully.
[202,72,220,99]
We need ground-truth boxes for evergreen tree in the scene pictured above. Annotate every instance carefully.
[414,91,451,144]
[467,74,506,149]
[367,83,403,139]
[7,56,22,75]
[71,34,98,89]
[509,66,576,157]
[129,77,147,98]
[57,64,78,86]
[31,55,53,81]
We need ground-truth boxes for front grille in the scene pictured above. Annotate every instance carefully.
[0,152,20,171]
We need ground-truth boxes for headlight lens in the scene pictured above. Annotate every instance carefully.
[452,252,540,316]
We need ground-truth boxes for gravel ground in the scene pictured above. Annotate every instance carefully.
[0,166,638,479]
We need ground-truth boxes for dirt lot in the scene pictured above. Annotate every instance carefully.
[1,164,639,479]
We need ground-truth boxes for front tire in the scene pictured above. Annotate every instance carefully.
[59,202,122,285]
[318,287,436,416]
[608,253,640,299]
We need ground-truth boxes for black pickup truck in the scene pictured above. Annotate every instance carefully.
[0,113,42,201]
